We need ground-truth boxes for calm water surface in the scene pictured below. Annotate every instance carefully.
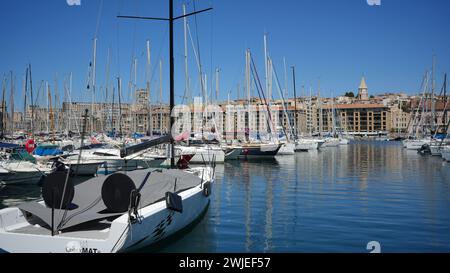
[1,141,450,252]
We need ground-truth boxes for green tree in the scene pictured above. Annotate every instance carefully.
[344,92,355,98]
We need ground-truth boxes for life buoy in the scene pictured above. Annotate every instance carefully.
[25,139,36,153]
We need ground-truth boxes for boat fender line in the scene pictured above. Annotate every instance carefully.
[42,172,75,210]
[101,173,136,213]
[203,181,211,197]
[129,171,152,223]
[165,191,183,213]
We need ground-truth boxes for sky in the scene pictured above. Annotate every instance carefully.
[1,0,449,110]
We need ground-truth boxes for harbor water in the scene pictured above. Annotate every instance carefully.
[1,141,450,252]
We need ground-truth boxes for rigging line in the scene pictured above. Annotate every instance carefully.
[94,0,104,38]
[272,64,294,139]
[148,27,169,101]
[187,23,205,98]
[209,3,214,102]
[250,61,271,135]
[250,55,274,133]
[192,0,206,101]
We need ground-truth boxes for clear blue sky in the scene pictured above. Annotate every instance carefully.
[1,0,449,110]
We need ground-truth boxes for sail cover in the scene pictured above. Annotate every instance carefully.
[17,168,202,231]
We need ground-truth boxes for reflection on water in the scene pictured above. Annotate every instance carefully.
[152,142,450,253]
[1,142,450,252]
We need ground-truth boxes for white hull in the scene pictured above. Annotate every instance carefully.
[177,146,225,164]
[277,143,295,155]
[0,162,50,185]
[323,138,340,147]
[402,139,431,150]
[0,167,214,253]
[295,141,318,151]
[430,145,443,156]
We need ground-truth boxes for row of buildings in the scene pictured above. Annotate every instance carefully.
[2,78,448,138]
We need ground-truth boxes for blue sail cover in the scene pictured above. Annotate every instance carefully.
[34,145,63,156]
[434,133,448,140]
[0,142,20,149]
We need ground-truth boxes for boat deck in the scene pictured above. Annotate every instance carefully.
[9,220,112,240]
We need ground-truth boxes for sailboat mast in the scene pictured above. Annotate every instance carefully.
[116,0,212,167]
[431,55,436,132]
[24,67,28,135]
[146,40,152,136]
[10,71,14,136]
[159,59,163,134]
[444,73,448,127]
[292,66,298,139]
[91,37,98,133]
[183,4,189,105]
[245,49,251,140]
[48,85,55,143]
[318,80,322,137]
[1,77,5,138]
[29,64,34,138]
[215,68,219,102]
[117,77,123,137]
[105,47,111,133]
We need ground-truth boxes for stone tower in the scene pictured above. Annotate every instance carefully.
[357,77,369,100]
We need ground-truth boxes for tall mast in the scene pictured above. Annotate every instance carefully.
[117,0,212,168]
[111,86,115,136]
[91,37,98,133]
[292,66,298,139]
[133,57,138,133]
[1,77,6,138]
[45,81,49,133]
[10,71,14,136]
[444,73,448,127]
[245,49,251,137]
[117,77,123,137]
[283,57,288,99]
[24,67,28,135]
[264,33,269,102]
[48,84,55,143]
[169,0,175,167]
[318,79,322,137]
[29,64,34,137]
[105,47,111,132]
[215,68,219,102]
[67,73,72,133]
[431,55,436,132]
[159,59,163,134]
[183,4,189,105]
[146,40,152,136]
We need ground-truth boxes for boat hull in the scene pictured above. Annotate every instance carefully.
[277,143,295,155]
[238,144,282,159]
[295,141,318,151]
[0,169,213,253]
[223,147,242,160]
